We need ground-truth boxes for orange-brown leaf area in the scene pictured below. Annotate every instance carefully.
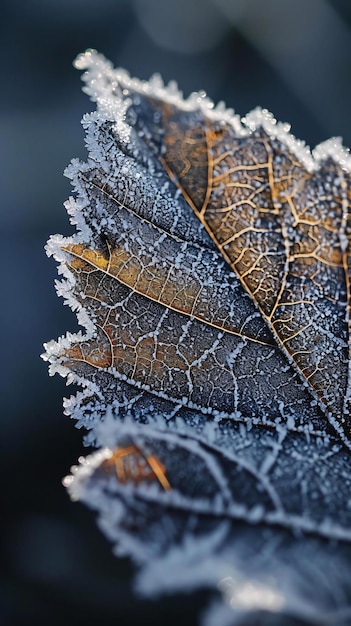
[43,52,351,623]
[101,445,171,490]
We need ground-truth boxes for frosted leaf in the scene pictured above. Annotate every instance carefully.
[65,422,351,625]
[43,51,351,624]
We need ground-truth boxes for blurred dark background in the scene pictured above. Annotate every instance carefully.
[2,1,351,624]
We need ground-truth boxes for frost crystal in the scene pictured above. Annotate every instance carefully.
[43,51,351,625]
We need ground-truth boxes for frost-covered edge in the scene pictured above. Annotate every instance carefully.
[75,49,351,173]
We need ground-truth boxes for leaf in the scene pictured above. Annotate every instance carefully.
[121,87,351,444]
[43,50,351,624]
[64,420,351,625]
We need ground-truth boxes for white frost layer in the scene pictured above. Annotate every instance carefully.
[74,49,243,136]
[136,521,231,597]
[63,447,113,500]
[74,49,351,174]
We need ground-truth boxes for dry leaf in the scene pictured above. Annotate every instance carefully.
[43,50,351,625]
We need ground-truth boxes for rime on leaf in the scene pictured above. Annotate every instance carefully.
[126,96,351,443]
[43,50,351,626]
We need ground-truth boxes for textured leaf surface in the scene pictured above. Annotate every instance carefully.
[43,50,351,625]
[127,95,351,441]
